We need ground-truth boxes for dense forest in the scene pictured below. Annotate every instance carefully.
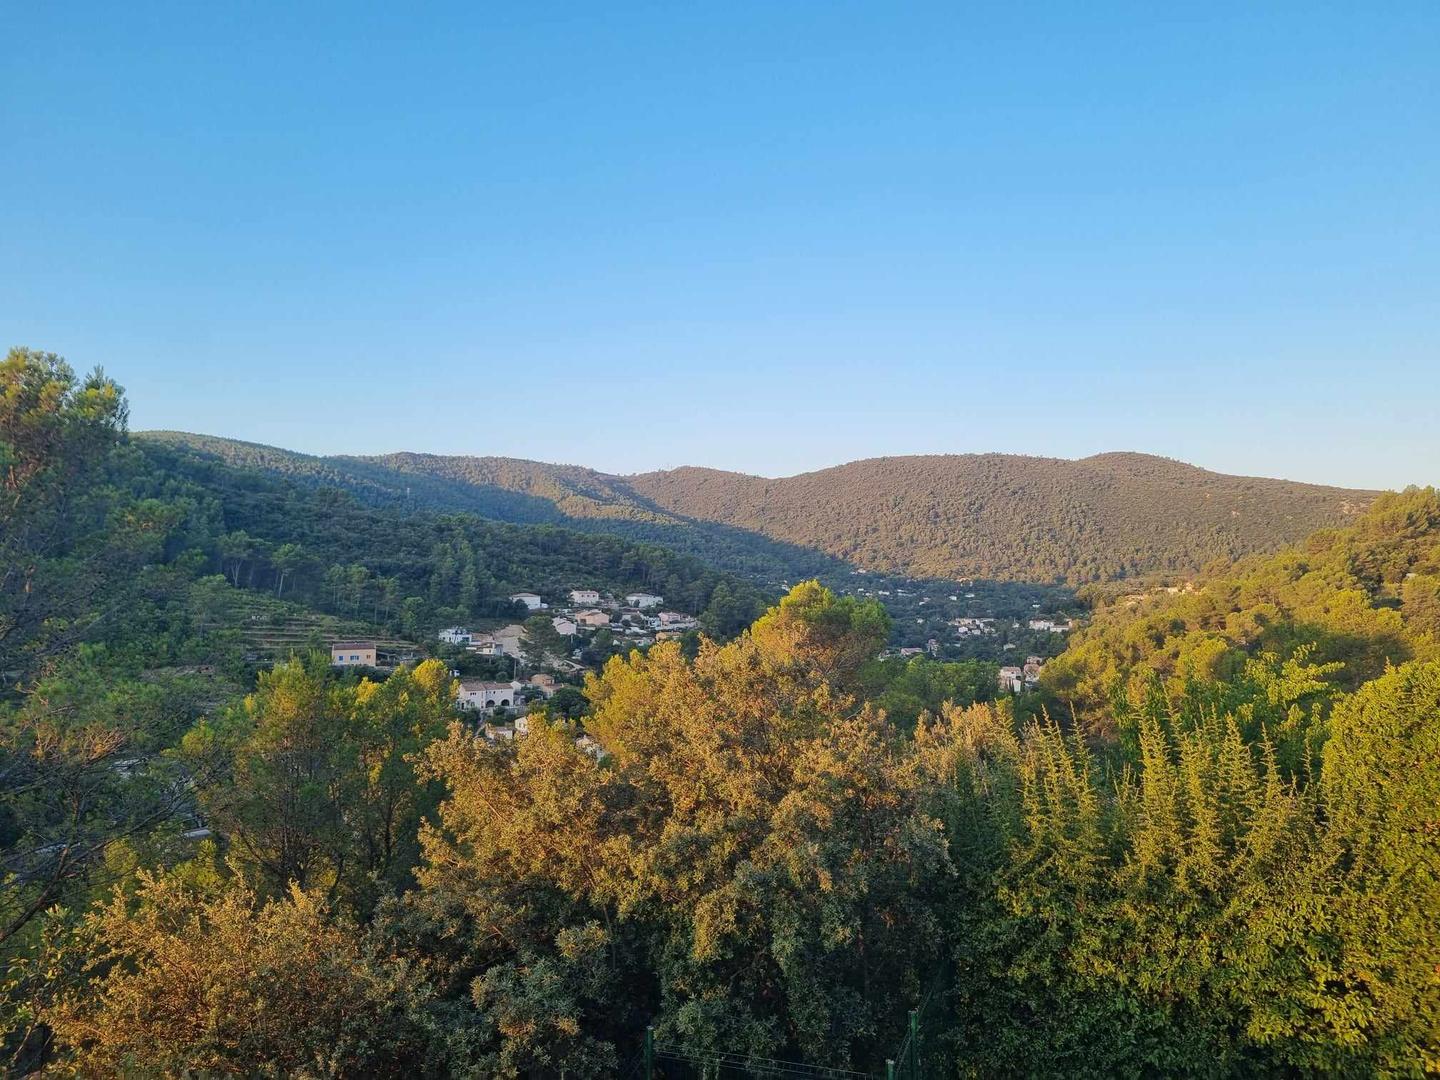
[138,433,850,586]
[132,442,771,646]
[1043,488,1440,729]
[5,350,1438,1076]
[142,433,1373,585]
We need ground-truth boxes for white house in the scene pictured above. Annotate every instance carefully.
[331,642,376,667]
[998,666,1025,694]
[456,679,523,710]
[1027,618,1071,633]
[625,592,663,609]
[574,609,611,629]
[509,592,544,611]
[951,617,997,637]
[657,611,696,629]
[438,627,473,645]
[552,616,578,636]
[569,588,601,605]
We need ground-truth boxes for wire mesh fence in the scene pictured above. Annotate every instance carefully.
[886,963,950,1080]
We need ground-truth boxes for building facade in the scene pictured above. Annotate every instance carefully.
[331,642,377,667]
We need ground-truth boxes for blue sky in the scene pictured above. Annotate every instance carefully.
[3,3,1436,488]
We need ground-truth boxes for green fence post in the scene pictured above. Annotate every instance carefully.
[909,1008,920,1079]
[643,1025,654,1080]
[886,1059,896,1080]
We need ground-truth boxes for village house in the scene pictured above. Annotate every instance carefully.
[437,627,472,645]
[330,642,377,667]
[509,592,544,611]
[657,611,696,629]
[1023,656,1045,684]
[551,616,577,636]
[528,673,559,698]
[998,665,1025,693]
[1027,618,1071,633]
[624,592,663,609]
[568,588,601,605]
[951,617,997,636]
[455,678,523,710]
[574,609,611,628]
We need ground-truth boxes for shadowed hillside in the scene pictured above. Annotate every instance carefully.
[139,433,1376,584]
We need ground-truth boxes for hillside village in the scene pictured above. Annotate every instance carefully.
[328,586,702,745]
[324,577,1076,730]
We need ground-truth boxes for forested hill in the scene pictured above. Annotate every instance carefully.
[626,453,1374,582]
[139,433,1375,584]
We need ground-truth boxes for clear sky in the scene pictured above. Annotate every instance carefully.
[3,3,1436,489]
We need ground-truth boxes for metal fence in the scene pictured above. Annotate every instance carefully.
[886,964,950,1080]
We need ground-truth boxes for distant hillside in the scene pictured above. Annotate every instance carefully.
[626,452,1376,582]
[139,433,1376,584]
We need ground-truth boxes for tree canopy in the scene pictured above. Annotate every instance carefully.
[3,355,1437,1076]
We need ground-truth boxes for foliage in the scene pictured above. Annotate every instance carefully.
[924,663,1440,1075]
[404,584,939,1071]
[1045,487,1440,731]
[43,868,430,1077]
[133,438,771,643]
[142,433,1375,584]
[184,658,452,914]
[855,654,998,730]
[5,357,1438,1076]
[0,348,144,678]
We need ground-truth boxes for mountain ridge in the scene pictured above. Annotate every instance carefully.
[138,431,1379,584]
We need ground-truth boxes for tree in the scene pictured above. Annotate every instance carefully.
[546,686,589,721]
[1300,660,1440,1072]
[0,348,130,676]
[0,660,205,954]
[187,658,356,899]
[405,585,943,1070]
[341,660,452,909]
[43,869,428,1077]
[186,658,453,915]
[521,614,565,668]
[748,580,891,685]
[271,541,305,597]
